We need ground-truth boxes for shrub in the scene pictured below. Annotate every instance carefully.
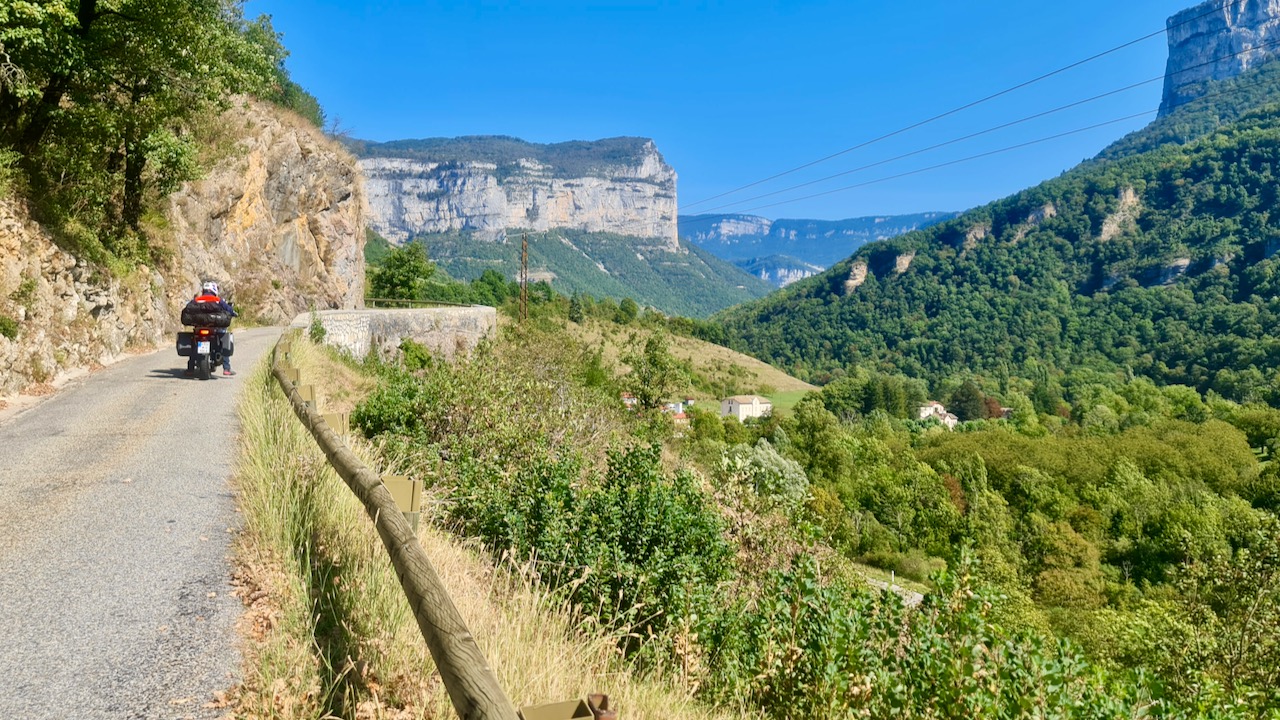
[0,315,17,340]
[308,308,326,343]
[450,444,731,646]
[719,438,808,514]
[699,552,1222,719]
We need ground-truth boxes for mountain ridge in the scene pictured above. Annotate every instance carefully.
[680,211,955,286]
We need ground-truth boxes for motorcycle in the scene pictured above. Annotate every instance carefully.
[176,299,234,380]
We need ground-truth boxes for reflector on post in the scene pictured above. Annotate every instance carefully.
[297,384,316,409]
[323,412,349,436]
[383,474,421,531]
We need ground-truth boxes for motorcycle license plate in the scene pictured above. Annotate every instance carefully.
[197,341,210,354]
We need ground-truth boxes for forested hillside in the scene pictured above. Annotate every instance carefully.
[409,229,773,318]
[718,87,1280,404]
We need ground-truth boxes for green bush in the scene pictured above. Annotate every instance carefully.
[699,552,1246,719]
[308,308,326,344]
[450,444,731,645]
[0,315,18,340]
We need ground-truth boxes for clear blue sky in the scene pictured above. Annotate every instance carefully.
[246,0,1199,220]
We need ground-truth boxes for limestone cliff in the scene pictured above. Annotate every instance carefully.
[1161,0,1280,114]
[0,98,365,398]
[358,136,677,247]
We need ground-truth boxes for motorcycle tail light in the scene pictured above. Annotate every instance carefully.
[198,329,211,336]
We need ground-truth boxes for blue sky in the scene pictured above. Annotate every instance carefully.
[246,0,1200,220]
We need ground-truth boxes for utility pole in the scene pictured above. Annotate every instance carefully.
[520,232,528,322]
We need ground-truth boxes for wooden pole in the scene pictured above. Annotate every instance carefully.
[520,232,528,323]
[271,349,516,720]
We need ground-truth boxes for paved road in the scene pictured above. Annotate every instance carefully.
[0,327,277,719]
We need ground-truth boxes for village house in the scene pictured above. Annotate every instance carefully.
[918,401,960,430]
[721,395,773,421]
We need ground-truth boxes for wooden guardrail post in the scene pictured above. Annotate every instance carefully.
[271,348,516,720]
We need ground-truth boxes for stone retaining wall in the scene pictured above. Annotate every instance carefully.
[289,307,497,360]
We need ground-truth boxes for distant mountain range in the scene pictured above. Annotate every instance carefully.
[679,212,956,286]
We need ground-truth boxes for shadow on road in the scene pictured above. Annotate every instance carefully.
[147,368,218,380]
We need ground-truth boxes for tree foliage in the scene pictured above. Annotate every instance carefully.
[0,0,320,262]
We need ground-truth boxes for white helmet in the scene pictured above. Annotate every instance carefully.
[201,281,219,295]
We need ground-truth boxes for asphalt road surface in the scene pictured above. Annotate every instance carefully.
[0,327,277,719]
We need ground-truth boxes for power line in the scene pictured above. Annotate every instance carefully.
[694,35,1280,216]
[737,111,1156,215]
[376,55,1277,242]
[681,0,1252,211]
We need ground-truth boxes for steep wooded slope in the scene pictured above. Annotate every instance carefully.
[717,103,1280,402]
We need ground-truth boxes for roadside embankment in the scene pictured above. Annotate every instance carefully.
[230,334,733,719]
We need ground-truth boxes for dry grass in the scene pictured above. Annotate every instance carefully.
[570,319,815,401]
[231,334,747,720]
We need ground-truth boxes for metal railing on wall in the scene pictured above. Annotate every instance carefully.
[365,297,475,309]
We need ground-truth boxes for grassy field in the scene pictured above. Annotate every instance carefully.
[564,317,816,405]
[764,389,811,414]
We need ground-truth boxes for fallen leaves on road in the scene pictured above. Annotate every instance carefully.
[21,382,54,397]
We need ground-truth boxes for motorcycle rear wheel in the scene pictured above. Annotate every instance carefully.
[197,354,211,380]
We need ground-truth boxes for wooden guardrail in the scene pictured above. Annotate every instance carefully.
[271,338,517,720]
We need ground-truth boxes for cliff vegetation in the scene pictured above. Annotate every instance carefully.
[351,135,661,179]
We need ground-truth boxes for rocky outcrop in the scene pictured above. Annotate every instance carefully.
[844,261,869,294]
[1161,0,1280,114]
[0,198,170,396]
[361,139,677,248]
[1100,187,1141,242]
[167,98,366,319]
[0,98,366,398]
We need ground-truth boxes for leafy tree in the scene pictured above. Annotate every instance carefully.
[567,291,584,323]
[1,0,285,240]
[948,380,987,421]
[367,241,435,301]
[615,296,639,324]
[623,333,681,410]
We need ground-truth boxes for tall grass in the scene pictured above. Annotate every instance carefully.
[232,337,745,719]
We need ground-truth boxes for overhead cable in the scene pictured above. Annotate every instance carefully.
[681,0,1253,210]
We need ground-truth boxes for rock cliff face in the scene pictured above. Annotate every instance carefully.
[167,98,366,318]
[359,137,677,248]
[1161,0,1280,114]
[0,98,365,398]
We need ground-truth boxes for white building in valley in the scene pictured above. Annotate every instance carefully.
[721,395,773,421]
